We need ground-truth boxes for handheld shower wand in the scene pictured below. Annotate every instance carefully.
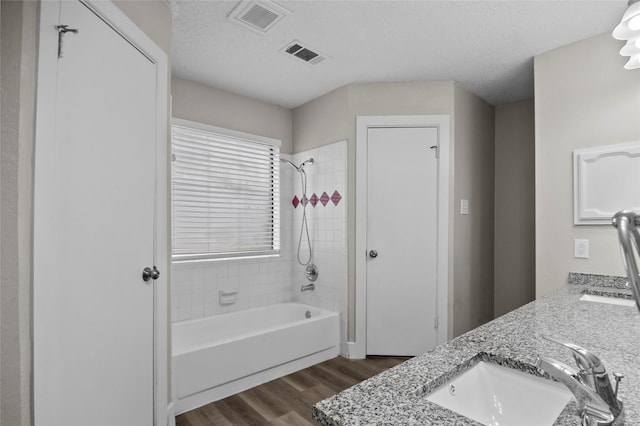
[281,158,318,282]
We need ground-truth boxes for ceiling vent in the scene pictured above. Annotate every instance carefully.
[228,0,291,34]
[280,40,329,66]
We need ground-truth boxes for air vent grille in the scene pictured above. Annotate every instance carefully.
[242,4,279,30]
[228,0,290,34]
[281,40,329,66]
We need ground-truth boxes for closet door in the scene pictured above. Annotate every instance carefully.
[365,127,439,356]
[34,1,159,424]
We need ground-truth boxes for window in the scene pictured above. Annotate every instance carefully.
[171,119,280,261]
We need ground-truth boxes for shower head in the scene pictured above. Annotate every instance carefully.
[300,158,314,168]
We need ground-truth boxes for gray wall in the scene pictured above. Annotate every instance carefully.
[0,2,171,424]
[292,85,349,153]
[1,2,37,424]
[494,100,535,317]
[172,77,293,154]
[347,81,457,340]
[113,1,172,53]
[294,81,456,340]
[535,32,640,297]
[452,85,496,337]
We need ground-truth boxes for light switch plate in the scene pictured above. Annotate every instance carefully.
[461,199,469,215]
[574,239,589,258]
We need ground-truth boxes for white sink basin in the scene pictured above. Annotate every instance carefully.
[425,361,572,426]
[579,294,636,307]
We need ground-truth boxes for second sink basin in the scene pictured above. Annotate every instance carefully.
[425,361,572,426]
[579,294,636,307]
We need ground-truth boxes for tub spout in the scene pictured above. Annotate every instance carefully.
[301,283,315,292]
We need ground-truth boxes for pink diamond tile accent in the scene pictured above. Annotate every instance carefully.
[331,190,342,206]
[320,192,330,206]
[310,193,318,207]
[301,195,309,206]
[292,195,299,208]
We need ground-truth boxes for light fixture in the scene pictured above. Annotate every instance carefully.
[613,0,640,69]
[620,38,640,56]
[624,54,640,69]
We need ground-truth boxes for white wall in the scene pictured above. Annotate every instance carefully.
[535,32,640,297]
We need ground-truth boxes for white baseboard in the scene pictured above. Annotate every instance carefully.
[345,341,366,359]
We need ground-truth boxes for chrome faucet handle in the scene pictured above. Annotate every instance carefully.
[541,335,605,374]
[536,356,615,425]
[540,336,624,422]
[613,373,624,398]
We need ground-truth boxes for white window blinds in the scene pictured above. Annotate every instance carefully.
[171,120,280,261]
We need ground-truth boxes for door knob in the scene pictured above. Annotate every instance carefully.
[369,250,378,258]
[142,266,160,282]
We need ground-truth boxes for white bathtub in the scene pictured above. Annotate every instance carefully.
[173,303,339,414]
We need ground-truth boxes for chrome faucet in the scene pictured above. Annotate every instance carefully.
[612,210,640,311]
[535,335,623,425]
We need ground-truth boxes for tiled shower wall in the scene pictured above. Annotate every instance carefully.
[170,140,348,352]
[291,141,348,350]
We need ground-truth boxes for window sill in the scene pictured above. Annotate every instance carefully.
[171,252,280,265]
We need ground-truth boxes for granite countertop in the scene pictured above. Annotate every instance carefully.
[313,273,640,425]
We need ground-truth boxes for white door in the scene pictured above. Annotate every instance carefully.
[366,127,439,356]
[34,2,157,425]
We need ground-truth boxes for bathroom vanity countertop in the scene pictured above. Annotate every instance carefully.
[313,277,640,425]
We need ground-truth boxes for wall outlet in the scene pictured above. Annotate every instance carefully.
[460,199,469,215]
[574,239,589,259]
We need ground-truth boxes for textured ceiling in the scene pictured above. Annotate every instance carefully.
[170,1,627,109]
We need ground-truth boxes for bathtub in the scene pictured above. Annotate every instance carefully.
[173,303,339,414]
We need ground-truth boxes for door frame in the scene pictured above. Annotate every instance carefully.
[33,1,169,424]
[351,115,449,359]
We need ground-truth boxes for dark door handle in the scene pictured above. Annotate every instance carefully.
[142,266,160,282]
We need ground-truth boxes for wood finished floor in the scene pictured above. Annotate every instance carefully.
[175,356,410,426]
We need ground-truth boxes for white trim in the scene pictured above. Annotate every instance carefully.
[172,117,281,148]
[573,141,640,225]
[167,403,176,426]
[33,1,170,424]
[345,341,360,359]
[353,115,450,359]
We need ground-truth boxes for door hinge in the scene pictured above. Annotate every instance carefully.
[429,144,440,159]
[434,316,439,329]
[56,25,79,59]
